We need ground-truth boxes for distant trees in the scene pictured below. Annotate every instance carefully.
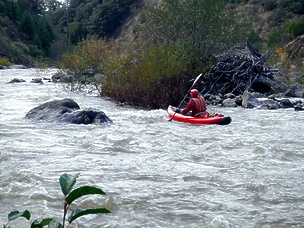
[51,0,135,45]
[3,0,54,56]
[0,1,7,15]
[88,0,133,37]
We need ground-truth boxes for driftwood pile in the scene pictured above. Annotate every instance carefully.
[202,41,277,96]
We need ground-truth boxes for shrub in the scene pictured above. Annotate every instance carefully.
[267,29,290,48]
[286,18,304,38]
[278,0,304,14]
[102,42,195,109]
[247,29,262,44]
[59,39,118,76]
[263,0,277,11]
[0,57,11,66]
[278,0,292,8]
[267,10,285,25]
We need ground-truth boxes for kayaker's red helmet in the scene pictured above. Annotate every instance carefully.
[190,89,199,98]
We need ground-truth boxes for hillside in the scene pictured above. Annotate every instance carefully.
[111,0,304,78]
[0,0,303,74]
[0,15,33,65]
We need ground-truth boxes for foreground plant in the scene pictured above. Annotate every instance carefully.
[3,173,110,228]
[3,210,31,228]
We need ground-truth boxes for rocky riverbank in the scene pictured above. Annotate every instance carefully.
[199,42,304,111]
[205,91,304,111]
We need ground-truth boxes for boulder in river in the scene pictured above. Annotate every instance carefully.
[8,78,26,83]
[25,98,112,124]
[241,91,262,108]
[259,99,280,110]
[221,98,237,107]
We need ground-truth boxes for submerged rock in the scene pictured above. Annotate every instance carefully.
[8,78,26,83]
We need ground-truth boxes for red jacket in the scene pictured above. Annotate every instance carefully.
[182,96,206,116]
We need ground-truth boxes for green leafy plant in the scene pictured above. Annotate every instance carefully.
[0,57,12,67]
[286,18,304,38]
[3,173,110,228]
[3,210,31,228]
[102,42,194,109]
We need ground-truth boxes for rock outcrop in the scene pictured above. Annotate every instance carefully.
[25,98,112,124]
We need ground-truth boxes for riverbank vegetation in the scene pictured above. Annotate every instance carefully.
[59,0,246,108]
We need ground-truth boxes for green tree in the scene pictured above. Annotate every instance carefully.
[45,0,62,12]
[20,10,35,38]
[34,16,54,54]
[88,0,133,37]
[6,0,21,21]
[139,0,245,61]
[17,0,45,14]
[0,1,6,15]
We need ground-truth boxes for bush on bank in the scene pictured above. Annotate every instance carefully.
[59,39,203,109]
[102,42,201,109]
[0,57,11,67]
[59,39,114,77]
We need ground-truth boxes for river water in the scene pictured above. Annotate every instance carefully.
[0,68,304,228]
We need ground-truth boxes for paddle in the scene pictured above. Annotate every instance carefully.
[168,73,202,121]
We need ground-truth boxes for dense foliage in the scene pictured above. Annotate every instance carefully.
[286,18,304,38]
[102,42,192,109]
[59,0,246,109]
[49,0,135,44]
[1,0,54,58]
[0,0,135,63]
[140,0,245,61]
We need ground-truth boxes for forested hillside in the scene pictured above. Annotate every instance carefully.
[0,0,303,70]
[0,0,136,65]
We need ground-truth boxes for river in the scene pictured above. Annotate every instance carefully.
[0,68,304,228]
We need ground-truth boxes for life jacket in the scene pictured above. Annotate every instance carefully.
[192,96,206,115]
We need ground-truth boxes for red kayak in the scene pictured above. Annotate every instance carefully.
[167,105,232,125]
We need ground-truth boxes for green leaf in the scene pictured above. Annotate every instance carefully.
[68,208,111,224]
[59,173,80,196]
[31,220,43,228]
[8,210,31,221]
[31,218,54,228]
[48,220,63,228]
[66,186,106,205]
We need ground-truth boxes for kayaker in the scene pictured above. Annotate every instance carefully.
[176,89,207,117]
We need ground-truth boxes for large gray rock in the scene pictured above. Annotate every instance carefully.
[241,91,261,108]
[25,98,112,124]
[259,99,279,110]
[221,98,237,107]
[278,99,294,108]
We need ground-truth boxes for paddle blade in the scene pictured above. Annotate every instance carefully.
[192,73,202,87]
